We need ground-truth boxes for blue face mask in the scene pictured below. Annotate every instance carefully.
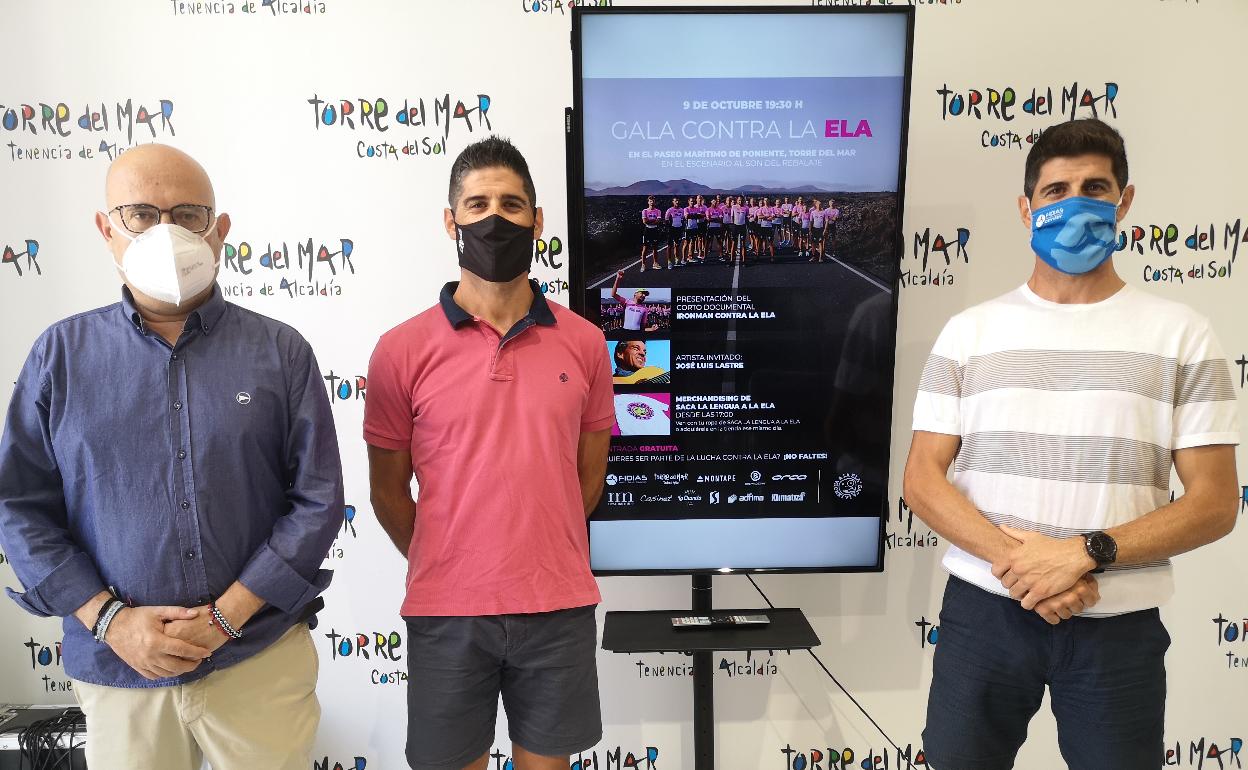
[1028,195,1121,275]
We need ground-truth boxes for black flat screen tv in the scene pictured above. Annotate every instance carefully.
[569,5,914,575]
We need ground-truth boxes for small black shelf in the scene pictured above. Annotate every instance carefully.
[602,608,819,654]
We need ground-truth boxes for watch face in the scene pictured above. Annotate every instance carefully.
[1088,532,1117,563]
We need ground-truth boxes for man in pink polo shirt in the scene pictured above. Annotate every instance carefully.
[363,136,615,770]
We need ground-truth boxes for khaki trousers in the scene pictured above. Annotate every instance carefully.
[73,623,319,770]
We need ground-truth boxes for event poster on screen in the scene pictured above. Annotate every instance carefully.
[578,11,909,571]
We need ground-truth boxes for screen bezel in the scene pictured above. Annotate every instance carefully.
[569,4,915,577]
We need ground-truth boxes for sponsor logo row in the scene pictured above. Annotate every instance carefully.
[606,472,807,486]
[607,490,807,505]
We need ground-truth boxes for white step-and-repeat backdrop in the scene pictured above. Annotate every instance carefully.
[1,1,1244,768]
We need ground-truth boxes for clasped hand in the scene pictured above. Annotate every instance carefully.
[105,605,226,681]
[991,525,1100,625]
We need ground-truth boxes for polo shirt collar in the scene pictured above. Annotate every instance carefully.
[439,279,556,329]
[120,284,227,335]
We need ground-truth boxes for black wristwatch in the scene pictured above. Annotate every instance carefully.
[1083,531,1118,572]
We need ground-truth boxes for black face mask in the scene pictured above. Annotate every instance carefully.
[455,214,534,283]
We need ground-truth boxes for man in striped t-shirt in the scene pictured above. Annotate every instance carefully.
[904,119,1239,770]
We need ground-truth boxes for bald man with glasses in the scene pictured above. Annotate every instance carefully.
[0,144,344,770]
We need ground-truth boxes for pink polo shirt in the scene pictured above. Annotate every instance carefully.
[363,281,614,617]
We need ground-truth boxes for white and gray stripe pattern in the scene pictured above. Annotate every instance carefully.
[918,349,1236,408]
[955,431,1172,489]
[915,287,1238,615]
[1176,359,1237,405]
[961,350,1176,402]
[917,354,961,397]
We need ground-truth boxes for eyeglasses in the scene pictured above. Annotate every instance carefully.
[109,203,215,235]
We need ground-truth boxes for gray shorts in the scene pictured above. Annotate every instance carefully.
[404,605,602,769]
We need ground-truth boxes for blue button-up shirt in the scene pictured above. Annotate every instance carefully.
[0,286,344,688]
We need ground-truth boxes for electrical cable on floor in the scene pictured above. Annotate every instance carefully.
[16,708,84,770]
[746,573,919,770]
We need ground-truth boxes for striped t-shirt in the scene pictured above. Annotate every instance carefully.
[912,283,1239,616]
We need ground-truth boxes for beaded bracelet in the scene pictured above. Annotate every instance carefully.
[210,603,243,641]
[208,610,232,640]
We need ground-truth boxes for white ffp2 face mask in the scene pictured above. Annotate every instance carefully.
[109,221,219,306]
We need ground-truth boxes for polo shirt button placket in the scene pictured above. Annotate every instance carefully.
[492,342,516,380]
[491,320,534,380]
[479,324,507,380]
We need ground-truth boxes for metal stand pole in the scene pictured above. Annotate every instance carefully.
[692,574,714,770]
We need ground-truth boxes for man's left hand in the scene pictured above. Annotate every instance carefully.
[164,606,229,654]
[990,525,1097,610]
[1032,574,1100,625]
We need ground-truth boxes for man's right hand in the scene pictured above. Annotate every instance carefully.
[104,606,213,680]
[1032,574,1100,625]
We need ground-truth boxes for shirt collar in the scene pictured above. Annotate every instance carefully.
[120,284,228,335]
[439,279,556,329]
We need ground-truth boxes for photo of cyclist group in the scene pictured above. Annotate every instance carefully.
[581,186,898,293]
[646,193,841,266]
